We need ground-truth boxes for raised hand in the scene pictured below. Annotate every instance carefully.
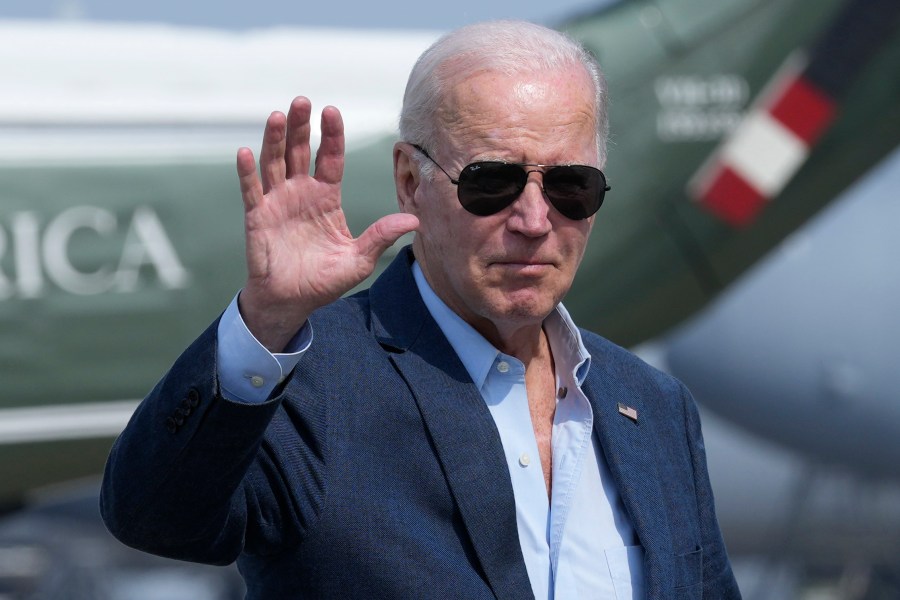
[236,97,419,352]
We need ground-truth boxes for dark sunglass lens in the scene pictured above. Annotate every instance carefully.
[457,162,526,216]
[543,166,605,220]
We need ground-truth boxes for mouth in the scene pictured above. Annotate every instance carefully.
[490,260,556,274]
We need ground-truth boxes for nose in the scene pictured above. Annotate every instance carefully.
[506,170,552,237]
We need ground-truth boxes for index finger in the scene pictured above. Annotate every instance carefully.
[313,106,345,186]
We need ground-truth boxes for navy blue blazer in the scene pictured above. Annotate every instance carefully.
[101,248,739,599]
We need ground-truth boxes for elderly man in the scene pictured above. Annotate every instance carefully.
[101,20,740,600]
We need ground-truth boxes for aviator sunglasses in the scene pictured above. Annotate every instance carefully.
[413,144,610,220]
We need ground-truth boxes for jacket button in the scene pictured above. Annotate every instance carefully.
[173,413,185,426]
[165,417,177,433]
[187,388,200,408]
[179,399,193,416]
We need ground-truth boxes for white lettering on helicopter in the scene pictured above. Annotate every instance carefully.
[0,206,190,299]
[655,74,750,142]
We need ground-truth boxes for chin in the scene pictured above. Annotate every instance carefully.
[487,294,558,324]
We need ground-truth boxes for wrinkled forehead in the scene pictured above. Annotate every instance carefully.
[434,64,599,160]
[438,57,595,111]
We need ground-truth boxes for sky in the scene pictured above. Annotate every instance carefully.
[0,0,608,30]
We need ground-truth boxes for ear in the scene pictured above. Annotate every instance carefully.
[393,142,421,215]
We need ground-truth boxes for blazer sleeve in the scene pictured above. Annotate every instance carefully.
[680,382,742,598]
[99,318,326,565]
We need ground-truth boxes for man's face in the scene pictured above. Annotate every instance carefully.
[406,65,599,344]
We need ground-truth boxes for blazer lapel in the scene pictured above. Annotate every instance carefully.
[369,249,535,600]
[583,359,673,598]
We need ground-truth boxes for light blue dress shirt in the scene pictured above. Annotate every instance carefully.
[217,262,645,599]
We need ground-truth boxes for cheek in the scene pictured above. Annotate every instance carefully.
[564,222,592,254]
[429,213,497,253]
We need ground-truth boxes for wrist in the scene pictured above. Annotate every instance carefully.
[237,288,311,353]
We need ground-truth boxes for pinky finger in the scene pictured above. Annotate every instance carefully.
[237,147,264,211]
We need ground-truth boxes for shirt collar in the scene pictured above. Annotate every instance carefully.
[544,302,592,386]
[412,261,591,389]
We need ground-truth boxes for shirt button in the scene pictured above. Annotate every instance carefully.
[519,453,531,467]
[497,361,510,373]
[250,375,265,388]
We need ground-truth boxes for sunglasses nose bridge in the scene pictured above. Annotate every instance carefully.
[507,169,553,232]
[522,168,546,195]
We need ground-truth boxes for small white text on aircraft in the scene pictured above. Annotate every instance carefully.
[655,74,749,142]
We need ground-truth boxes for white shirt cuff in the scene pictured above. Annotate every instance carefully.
[216,292,312,403]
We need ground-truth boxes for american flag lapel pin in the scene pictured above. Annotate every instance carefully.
[617,402,638,423]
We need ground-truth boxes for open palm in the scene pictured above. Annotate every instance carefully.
[237,97,418,351]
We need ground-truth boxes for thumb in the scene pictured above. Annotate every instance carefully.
[356,213,420,263]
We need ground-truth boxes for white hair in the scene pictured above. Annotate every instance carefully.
[399,20,609,176]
